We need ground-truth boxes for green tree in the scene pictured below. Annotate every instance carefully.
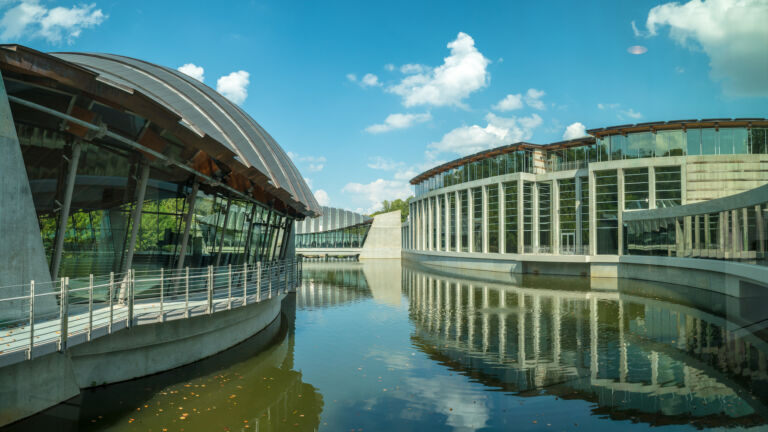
[369,196,412,222]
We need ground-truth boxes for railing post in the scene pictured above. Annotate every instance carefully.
[227,264,232,310]
[28,280,34,360]
[159,267,164,322]
[184,267,190,318]
[88,274,94,341]
[207,265,213,314]
[127,269,134,328]
[108,272,114,333]
[269,263,273,299]
[59,277,68,352]
[256,262,261,302]
[243,263,248,306]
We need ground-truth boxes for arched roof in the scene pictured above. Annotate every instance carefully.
[295,206,371,234]
[49,52,319,216]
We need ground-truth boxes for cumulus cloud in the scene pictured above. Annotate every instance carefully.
[216,70,250,105]
[638,0,768,96]
[492,93,523,111]
[0,1,106,44]
[563,122,588,140]
[177,63,204,82]
[597,102,620,110]
[342,179,412,213]
[428,113,542,157]
[388,32,490,108]
[346,73,357,82]
[384,64,395,72]
[622,108,643,119]
[365,112,431,134]
[524,88,546,110]
[361,73,381,87]
[313,189,330,206]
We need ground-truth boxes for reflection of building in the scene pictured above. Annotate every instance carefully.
[297,264,372,308]
[403,264,768,427]
[0,45,318,311]
[297,208,401,260]
[403,120,768,286]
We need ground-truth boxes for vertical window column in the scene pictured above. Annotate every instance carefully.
[472,187,483,253]
[503,181,517,254]
[595,170,619,255]
[460,190,469,252]
[487,184,499,253]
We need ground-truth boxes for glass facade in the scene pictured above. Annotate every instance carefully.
[559,179,576,254]
[624,168,649,210]
[503,181,518,254]
[460,190,469,252]
[487,185,499,253]
[538,182,552,252]
[472,187,483,253]
[655,166,682,208]
[295,223,372,249]
[408,124,768,259]
[595,170,619,255]
[19,129,291,280]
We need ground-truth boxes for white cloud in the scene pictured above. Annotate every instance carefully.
[524,88,546,110]
[563,122,588,140]
[313,189,330,206]
[399,63,429,74]
[622,108,643,119]
[365,112,431,134]
[346,73,357,82]
[598,102,620,110]
[631,20,642,37]
[303,177,313,189]
[640,0,768,96]
[492,93,523,111]
[384,64,395,72]
[288,153,326,172]
[216,70,250,105]
[627,45,648,55]
[675,66,685,74]
[342,179,412,213]
[361,73,381,87]
[177,63,204,82]
[367,156,404,170]
[388,32,490,108]
[428,112,542,157]
[0,1,106,44]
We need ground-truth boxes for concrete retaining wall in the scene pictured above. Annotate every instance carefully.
[0,295,284,427]
[360,210,401,259]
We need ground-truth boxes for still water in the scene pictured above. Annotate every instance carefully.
[6,260,768,431]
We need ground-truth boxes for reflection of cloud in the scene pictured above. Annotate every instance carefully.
[404,375,490,431]
[366,347,415,370]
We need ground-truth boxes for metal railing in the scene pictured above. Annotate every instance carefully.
[0,258,303,367]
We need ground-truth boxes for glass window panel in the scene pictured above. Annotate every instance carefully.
[595,170,618,254]
[503,181,517,253]
[624,167,649,210]
[487,185,499,253]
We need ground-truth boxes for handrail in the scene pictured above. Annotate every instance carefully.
[0,257,303,366]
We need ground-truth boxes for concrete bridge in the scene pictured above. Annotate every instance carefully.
[0,258,301,427]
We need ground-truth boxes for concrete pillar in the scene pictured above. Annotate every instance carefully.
[517,178,524,254]
[455,191,461,252]
[427,197,433,251]
[532,182,539,253]
[742,207,749,254]
[732,209,740,257]
[436,196,442,251]
[482,185,488,253]
[0,71,55,320]
[589,170,597,255]
[704,213,711,250]
[575,176,583,253]
[50,141,82,280]
[176,181,199,271]
[123,163,150,273]
[617,168,625,255]
[694,214,701,254]
[648,165,657,210]
[552,179,560,255]
[444,193,450,251]
[498,183,505,254]
[757,205,765,254]
[468,189,474,253]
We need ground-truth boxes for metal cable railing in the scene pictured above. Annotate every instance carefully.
[0,258,303,367]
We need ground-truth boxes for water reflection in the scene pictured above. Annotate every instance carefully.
[2,297,324,432]
[403,263,768,428]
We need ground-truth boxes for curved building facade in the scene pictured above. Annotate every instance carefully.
[403,119,768,286]
[0,44,318,293]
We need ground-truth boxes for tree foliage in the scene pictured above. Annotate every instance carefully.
[369,197,412,222]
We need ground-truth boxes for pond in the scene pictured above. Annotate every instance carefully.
[5,260,768,431]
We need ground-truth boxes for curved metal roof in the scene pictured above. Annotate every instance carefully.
[295,206,371,234]
[51,52,320,216]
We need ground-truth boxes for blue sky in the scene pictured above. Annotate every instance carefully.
[2,0,767,213]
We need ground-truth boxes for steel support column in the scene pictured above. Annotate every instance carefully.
[51,141,82,280]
